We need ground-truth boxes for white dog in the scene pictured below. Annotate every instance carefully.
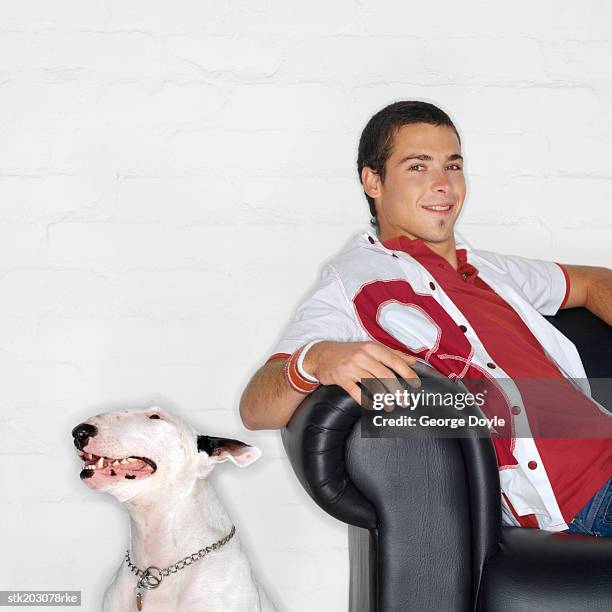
[72,406,277,612]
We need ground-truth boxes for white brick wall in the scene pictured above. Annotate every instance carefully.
[1,1,610,610]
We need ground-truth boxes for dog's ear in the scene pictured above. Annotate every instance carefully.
[197,435,262,467]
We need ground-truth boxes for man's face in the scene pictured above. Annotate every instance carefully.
[364,123,466,246]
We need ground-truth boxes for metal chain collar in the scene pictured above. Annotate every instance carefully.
[125,525,236,591]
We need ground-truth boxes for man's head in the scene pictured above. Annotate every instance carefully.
[357,101,466,248]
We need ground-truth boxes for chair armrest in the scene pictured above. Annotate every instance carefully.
[281,362,503,610]
[280,383,378,529]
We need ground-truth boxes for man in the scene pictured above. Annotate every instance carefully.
[239,101,612,535]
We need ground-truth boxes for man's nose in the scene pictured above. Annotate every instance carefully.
[431,168,451,192]
[71,423,98,450]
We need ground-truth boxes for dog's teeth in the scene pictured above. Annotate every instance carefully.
[112,460,121,466]
[96,457,104,469]
[121,459,130,464]
[127,458,136,462]
[87,453,93,460]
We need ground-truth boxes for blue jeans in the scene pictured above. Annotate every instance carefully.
[564,477,612,536]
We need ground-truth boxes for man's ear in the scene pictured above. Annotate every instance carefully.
[361,166,382,200]
[197,435,262,467]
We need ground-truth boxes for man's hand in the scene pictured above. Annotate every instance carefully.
[303,340,420,407]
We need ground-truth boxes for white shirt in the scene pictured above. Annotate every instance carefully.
[273,229,607,531]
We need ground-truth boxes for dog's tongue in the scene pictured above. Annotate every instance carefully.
[109,459,152,477]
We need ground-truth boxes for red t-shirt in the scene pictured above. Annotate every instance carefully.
[383,235,611,524]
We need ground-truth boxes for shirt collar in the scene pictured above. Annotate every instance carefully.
[361,229,481,284]
[373,232,469,267]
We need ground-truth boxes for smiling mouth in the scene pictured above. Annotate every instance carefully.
[77,450,157,481]
[421,203,454,214]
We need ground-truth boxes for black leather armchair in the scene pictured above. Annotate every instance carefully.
[281,308,612,611]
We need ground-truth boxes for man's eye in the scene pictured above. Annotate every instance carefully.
[409,164,462,171]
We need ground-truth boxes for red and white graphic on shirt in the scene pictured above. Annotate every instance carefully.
[353,278,517,467]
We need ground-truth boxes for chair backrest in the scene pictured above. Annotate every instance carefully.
[545,307,612,407]
[545,307,612,377]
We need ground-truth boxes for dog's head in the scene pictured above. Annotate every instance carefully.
[71,406,261,501]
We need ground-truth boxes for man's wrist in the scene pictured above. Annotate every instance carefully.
[296,340,323,383]
[302,340,332,383]
[284,344,322,394]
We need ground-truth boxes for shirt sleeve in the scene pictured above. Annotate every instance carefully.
[270,264,363,357]
[476,251,569,316]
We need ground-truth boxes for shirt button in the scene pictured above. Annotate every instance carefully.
[368,236,375,244]
[511,406,521,415]
[487,362,496,369]
[459,325,467,333]
[527,460,538,470]
[429,282,436,290]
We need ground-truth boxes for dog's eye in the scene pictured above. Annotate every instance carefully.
[149,414,161,420]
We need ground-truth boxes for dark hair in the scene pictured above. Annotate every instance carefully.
[357,101,461,222]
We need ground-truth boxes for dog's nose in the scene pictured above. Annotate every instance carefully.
[72,423,98,450]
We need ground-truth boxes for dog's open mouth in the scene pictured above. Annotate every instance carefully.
[77,450,157,481]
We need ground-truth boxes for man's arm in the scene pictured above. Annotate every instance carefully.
[559,264,612,325]
[240,358,305,430]
[239,341,420,430]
